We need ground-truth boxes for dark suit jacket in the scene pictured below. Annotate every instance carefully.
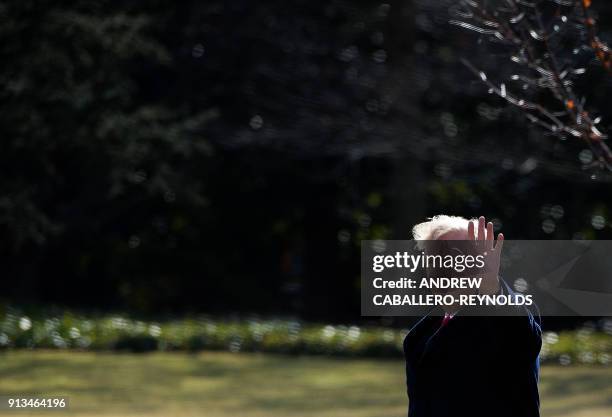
[403,283,542,417]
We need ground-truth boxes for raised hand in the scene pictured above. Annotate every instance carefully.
[467,216,504,295]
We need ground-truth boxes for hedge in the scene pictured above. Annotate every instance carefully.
[0,305,610,365]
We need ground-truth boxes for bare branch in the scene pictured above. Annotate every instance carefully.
[452,0,612,170]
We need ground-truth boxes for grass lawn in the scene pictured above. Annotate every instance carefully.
[0,351,610,417]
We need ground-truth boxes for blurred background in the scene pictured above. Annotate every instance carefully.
[1,1,611,416]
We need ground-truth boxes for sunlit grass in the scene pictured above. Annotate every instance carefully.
[0,351,610,417]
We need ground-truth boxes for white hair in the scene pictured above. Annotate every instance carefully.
[412,214,472,241]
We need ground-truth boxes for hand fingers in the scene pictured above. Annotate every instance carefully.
[468,220,475,240]
[478,216,486,241]
[486,222,494,250]
[495,233,504,251]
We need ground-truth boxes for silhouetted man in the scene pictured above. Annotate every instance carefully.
[404,215,541,417]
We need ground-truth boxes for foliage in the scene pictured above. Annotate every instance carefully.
[1,1,612,323]
[0,305,610,365]
[452,0,612,168]
[1,1,213,249]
